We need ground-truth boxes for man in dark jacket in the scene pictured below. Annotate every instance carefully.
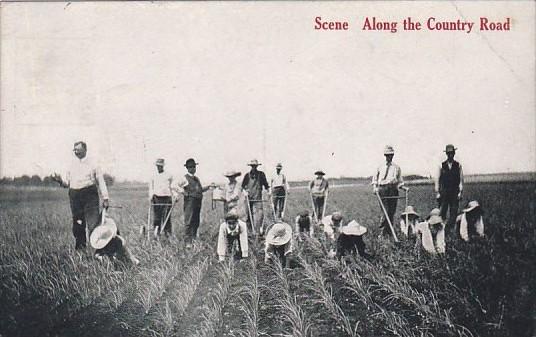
[242,159,269,236]
[434,144,464,232]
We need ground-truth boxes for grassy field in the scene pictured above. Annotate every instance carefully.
[1,182,535,337]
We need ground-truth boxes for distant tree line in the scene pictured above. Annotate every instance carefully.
[0,174,115,187]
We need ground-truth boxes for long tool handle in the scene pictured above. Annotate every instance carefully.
[375,192,399,242]
[159,202,176,235]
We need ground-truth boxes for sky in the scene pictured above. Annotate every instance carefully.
[1,1,535,183]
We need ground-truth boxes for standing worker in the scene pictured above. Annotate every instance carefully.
[372,145,408,238]
[435,144,464,232]
[242,159,270,235]
[51,141,110,251]
[148,158,175,237]
[309,170,329,222]
[270,163,290,219]
[223,170,242,214]
[177,158,214,245]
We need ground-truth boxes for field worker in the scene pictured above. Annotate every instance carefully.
[90,212,140,266]
[270,163,290,219]
[295,209,314,237]
[400,206,420,238]
[309,170,329,221]
[241,159,270,235]
[457,200,485,242]
[372,145,408,237]
[148,158,175,236]
[51,141,110,251]
[415,208,446,255]
[336,220,371,261]
[264,222,293,268]
[435,144,464,232]
[321,211,343,256]
[217,209,249,262]
[177,158,215,245]
[223,171,242,214]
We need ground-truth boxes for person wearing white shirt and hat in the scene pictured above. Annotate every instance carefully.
[372,145,408,238]
[148,158,175,236]
[51,141,110,251]
[242,159,270,235]
[309,170,329,221]
[456,200,485,241]
[264,222,293,268]
[217,209,249,262]
[400,206,420,238]
[271,163,290,219]
[414,208,446,255]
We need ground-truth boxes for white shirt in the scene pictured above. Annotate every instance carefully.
[66,156,109,199]
[372,161,404,188]
[415,221,445,254]
[149,171,174,198]
[271,172,289,190]
[217,220,249,260]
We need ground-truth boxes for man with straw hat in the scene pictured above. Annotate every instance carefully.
[148,158,175,237]
[372,145,407,238]
[400,206,420,238]
[270,163,290,219]
[91,211,139,265]
[264,221,293,267]
[51,141,110,251]
[241,159,270,235]
[309,170,329,222]
[217,209,249,262]
[177,158,215,245]
[336,220,371,260]
[456,200,485,242]
[414,208,446,255]
[223,170,242,214]
[435,144,464,232]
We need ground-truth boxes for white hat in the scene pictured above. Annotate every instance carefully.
[463,200,481,213]
[383,145,395,155]
[266,222,292,246]
[340,220,367,236]
[90,217,118,249]
[401,206,420,218]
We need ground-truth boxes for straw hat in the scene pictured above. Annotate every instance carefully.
[90,218,118,249]
[428,208,443,226]
[383,145,395,155]
[314,170,326,176]
[224,170,241,178]
[400,206,419,218]
[444,144,457,153]
[463,200,481,213]
[266,222,292,246]
[155,158,165,166]
[248,159,262,166]
[340,220,367,236]
[276,163,283,169]
[184,158,198,167]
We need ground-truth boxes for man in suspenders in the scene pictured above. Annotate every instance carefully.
[435,144,464,233]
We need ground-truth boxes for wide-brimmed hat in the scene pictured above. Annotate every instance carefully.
[266,222,292,246]
[276,163,283,169]
[401,206,420,218]
[331,212,343,221]
[463,200,481,213]
[428,208,443,226]
[225,209,239,221]
[155,158,165,166]
[90,218,118,249]
[444,144,457,153]
[184,158,198,167]
[248,159,261,166]
[224,170,241,178]
[384,145,395,155]
[340,220,367,236]
[314,170,325,176]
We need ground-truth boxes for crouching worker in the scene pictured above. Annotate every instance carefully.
[90,212,140,266]
[336,220,372,261]
[415,208,445,255]
[457,200,485,242]
[400,206,420,239]
[321,212,343,257]
[295,209,314,240]
[265,222,293,268]
[217,210,249,262]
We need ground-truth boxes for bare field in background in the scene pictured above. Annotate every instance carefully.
[1,182,535,337]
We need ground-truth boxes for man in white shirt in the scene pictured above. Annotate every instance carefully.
[372,145,408,237]
[52,141,109,250]
[149,158,175,236]
[270,163,289,219]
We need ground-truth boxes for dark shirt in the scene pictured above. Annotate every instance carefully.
[242,170,269,200]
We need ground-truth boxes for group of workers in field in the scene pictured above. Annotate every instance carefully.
[52,141,485,267]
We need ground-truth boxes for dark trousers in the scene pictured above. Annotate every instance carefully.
[439,191,459,231]
[379,186,398,237]
[299,223,311,233]
[69,185,100,250]
[184,196,202,242]
[153,195,172,235]
[272,187,286,218]
[312,196,325,221]
[226,234,243,261]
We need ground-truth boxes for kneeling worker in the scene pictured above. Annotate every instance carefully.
[217,209,249,262]
[336,220,371,260]
[265,222,293,268]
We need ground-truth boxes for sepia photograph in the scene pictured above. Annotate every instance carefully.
[1,1,535,336]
